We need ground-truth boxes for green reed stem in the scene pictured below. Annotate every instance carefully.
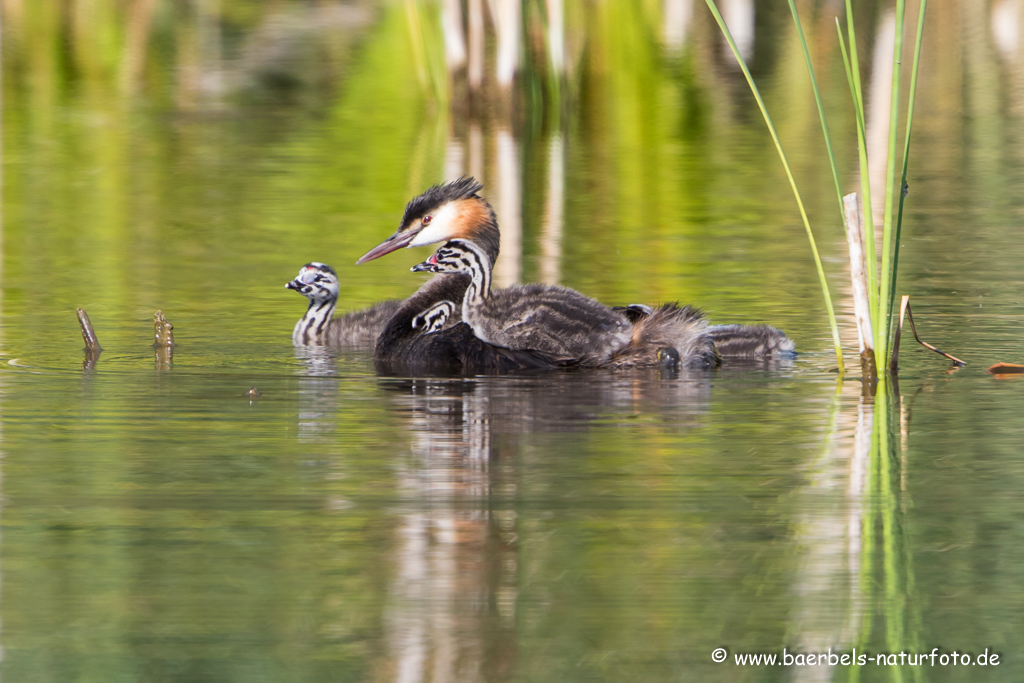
[787,0,845,228]
[840,5,879,336]
[886,0,928,360]
[853,393,877,683]
[705,0,844,373]
[877,0,907,371]
[876,382,906,683]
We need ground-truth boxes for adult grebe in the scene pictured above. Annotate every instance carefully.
[356,179,566,372]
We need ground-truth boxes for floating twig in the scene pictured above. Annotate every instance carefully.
[987,362,1024,377]
[890,295,965,372]
[76,308,103,353]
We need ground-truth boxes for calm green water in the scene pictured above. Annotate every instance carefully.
[2,1,1024,681]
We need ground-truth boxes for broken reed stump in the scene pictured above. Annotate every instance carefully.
[77,308,103,370]
[154,310,175,348]
[76,308,103,370]
[843,193,876,380]
[76,308,181,371]
[154,310,174,370]
[76,308,103,353]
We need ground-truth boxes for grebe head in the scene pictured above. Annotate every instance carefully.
[356,177,499,265]
[286,262,339,303]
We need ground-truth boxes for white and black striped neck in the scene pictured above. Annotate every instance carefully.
[414,239,492,313]
[287,262,340,345]
[294,297,338,344]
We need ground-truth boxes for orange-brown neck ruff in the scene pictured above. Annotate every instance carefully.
[450,197,500,263]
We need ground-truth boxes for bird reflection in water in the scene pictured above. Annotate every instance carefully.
[373,370,716,682]
[292,338,786,680]
[293,345,341,441]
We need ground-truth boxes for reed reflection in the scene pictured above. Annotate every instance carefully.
[538,132,565,286]
[443,117,524,288]
[789,377,928,681]
[790,381,868,683]
[662,0,695,55]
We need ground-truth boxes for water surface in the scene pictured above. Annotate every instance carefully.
[2,1,1023,681]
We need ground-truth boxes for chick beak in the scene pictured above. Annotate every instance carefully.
[356,229,417,265]
[410,251,440,273]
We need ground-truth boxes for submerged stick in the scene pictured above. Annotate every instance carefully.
[891,295,965,369]
[76,308,103,352]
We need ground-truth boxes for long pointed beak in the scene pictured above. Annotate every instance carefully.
[356,230,416,265]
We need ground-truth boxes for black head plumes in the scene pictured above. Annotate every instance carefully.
[400,176,484,226]
[356,176,499,265]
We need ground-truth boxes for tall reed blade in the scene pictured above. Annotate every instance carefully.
[705,0,844,373]
[787,0,844,228]
[877,0,908,370]
[886,0,929,358]
[841,3,879,336]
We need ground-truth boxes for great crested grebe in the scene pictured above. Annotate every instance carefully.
[411,239,720,368]
[286,262,403,346]
[357,177,792,364]
[356,178,567,372]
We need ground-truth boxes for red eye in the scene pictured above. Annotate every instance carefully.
[423,215,433,225]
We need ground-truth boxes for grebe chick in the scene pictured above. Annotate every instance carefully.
[413,240,721,369]
[413,239,633,365]
[708,324,795,359]
[286,262,403,346]
[619,306,795,361]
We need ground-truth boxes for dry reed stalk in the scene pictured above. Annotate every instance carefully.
[843,193,875,375]
[890,295,965,370]
[76,308,103,352]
